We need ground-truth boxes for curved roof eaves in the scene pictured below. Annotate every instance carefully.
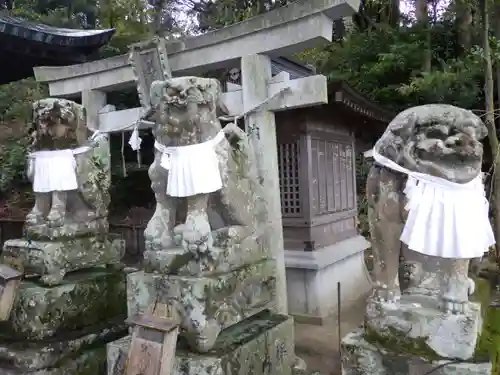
[0,11,115,48]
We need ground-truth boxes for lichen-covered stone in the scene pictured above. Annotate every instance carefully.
[0,269,126,340]
[143,77,268,268]
[341,329,491,375]
[367,104,487,309]
[408,358,491,375]
[1,347,107,375]
[143,232,269,276]
[0,323,126,372]
[26,98,111,237]
[127,259,276,352]
[108,311,296,375]
[2,236,125,285]
[472,276,500,372]
[365,295,482,360]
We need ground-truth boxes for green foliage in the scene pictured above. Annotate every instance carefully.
[300,17,486,112]
[197,0,291,31]
[355,153,371,238]
[0,138,31,193]
[0,78,46,196]
[0,78,47,123]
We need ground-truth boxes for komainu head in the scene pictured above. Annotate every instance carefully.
[32,98,87,150]
[374,104,487,183]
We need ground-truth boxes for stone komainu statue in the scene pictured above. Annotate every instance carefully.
[26,98,110,236]
[143,76,267,261]
[367,104,493,314]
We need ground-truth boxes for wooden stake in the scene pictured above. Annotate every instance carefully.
[126,303,179,375]
[0,264,23,321]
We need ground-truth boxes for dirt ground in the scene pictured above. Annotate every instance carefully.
[294,296,367,375]
[294,250,373,375]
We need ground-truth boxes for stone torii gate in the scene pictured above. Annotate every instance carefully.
[33,0,361,314]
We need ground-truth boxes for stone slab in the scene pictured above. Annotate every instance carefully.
[365,295,481,360]
[0,347,106,375]
[127,259,276,352]
[341,329,491,375]
[142,231,270,276]
[0,323,126,372]
[1,269,126,340]
[25,218,109,241]
[2,236,125,285]
[108,310,297,375]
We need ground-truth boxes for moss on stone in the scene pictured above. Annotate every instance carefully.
[5,268,127,340]
[472,276,500,373]
[363,324,441,361]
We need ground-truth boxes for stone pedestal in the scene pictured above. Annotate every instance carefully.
[108,310,299,375]
[365,295,482,360]
[341,330,491,375]
[341,295,491,375]
[109,254,303,374]
[127,259,276,340]
[0,239,128,374]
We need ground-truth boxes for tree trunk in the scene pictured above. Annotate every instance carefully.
[415,0,431,71]
[480,0,500,258]
[456,0,473,54]
[495,3,500,127]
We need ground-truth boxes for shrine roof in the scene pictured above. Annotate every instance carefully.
[0,11,114,84]
[328,80,394,123]
[0,12,114,46]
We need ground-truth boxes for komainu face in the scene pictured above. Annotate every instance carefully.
[149,77,224,142]
[31,98,88,150]
[374,104,487,183]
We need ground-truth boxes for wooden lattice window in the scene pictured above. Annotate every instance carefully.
[278,141,301,216]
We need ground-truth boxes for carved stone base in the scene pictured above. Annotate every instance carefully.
[108,310,302,375]
[25,217,109,240]
[341,329,491,375]
[1,269,126,340]
[127,258,276,352]
[0,323,126,373]
[2,235,125,285]
[143,232,270,276]
[365,295,482,360]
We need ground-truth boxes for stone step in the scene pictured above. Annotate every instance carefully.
[0,323,126,373]
[0,269,126,340]
[1,346,107,375]
[341,329,491,375]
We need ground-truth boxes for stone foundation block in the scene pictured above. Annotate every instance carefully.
[1,269,126,340]
[365,295,481,360]
[2,236,125,286]
[341,329,491,375]
[127,259,276,351]
[108,310,297,375]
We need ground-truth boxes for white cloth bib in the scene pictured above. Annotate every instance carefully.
[372,149,495,259]
[155,131,225,197]
[30,149,78,193]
